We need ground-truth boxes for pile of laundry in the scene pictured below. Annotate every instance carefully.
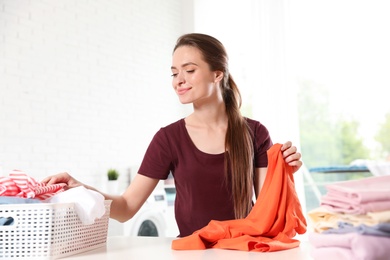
[308,175,390,260]
[0,169,66,200]
[0,169,105,225]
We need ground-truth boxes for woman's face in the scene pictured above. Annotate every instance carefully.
[171,46,223,105]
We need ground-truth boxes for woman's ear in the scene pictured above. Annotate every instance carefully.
[214,71,224,83]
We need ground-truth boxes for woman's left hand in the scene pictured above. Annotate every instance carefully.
[281,141,302,173]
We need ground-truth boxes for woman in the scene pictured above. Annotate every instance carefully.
[43,33,302,237]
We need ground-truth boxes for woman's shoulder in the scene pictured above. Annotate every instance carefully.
[245,117,273,152]
[244,117,268,132]
[154,118,186,139]
[160,118,184,132]
[148,119,185,148]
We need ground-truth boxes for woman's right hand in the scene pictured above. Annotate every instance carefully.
[42,172,83,190]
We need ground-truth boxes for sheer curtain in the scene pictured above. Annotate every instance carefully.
[192,0,306,212]
[248,0,306,214]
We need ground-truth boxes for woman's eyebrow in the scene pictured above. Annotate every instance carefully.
[171,62,198,70]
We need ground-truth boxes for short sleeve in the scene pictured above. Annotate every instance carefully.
[138,128,173,180]
[250,120,273,168]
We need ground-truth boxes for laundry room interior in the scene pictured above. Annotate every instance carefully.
[1,1,390,257]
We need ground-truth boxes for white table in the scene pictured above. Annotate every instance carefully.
[65,236,313,260]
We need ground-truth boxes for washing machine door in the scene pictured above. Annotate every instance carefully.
[124,189,168,237]
[126,208,166,237]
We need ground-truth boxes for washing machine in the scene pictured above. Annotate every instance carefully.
[124,188,167,236]
[108,187,168,237]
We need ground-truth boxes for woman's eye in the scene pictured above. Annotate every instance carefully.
[186,70,195,73]
[171,73,178,77]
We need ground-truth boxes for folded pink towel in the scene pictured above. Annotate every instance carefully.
[0,170,65,200]
[321,196,390,214]
[320,175,390,214]
[309,232,390,260]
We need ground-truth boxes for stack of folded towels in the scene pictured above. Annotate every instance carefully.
[308,175,390,260]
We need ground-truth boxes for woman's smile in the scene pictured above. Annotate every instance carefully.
[177,87,191,95]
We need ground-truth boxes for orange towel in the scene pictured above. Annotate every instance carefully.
[171,143,307,252]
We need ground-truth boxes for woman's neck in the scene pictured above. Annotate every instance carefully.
[189,102,227,127]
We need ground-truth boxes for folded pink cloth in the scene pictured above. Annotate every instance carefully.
[309,232,390,260]
[321,196,390,214]
[320,175,390,214]
[0,170,65,200]
[311,246,388,260]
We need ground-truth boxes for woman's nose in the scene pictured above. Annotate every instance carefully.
[176,72,185,85]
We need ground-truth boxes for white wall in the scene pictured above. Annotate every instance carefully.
[0,0,192,190]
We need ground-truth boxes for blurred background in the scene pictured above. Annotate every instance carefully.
[1,0,389,237]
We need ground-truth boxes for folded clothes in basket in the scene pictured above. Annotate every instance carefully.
[0,169,66,200]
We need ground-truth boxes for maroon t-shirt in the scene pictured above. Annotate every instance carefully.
[138,118,272,237]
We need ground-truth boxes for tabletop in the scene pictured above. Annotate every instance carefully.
[65,236,313,260]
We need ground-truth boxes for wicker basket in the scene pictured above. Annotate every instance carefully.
[0,200,111,259]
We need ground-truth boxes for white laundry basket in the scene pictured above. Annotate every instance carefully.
[0,200,111,259]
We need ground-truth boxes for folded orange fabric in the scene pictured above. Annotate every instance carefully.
[171,143,307,252]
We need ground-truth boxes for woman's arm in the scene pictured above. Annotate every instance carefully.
[111,174,159,222]
[254,167,268,199]
[42,172,159,223]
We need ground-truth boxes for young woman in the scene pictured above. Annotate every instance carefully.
[43,33,302,237]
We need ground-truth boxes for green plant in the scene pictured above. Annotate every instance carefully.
[107,168,119,180]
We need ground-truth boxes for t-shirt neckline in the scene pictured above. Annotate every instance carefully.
[180,118,225,157]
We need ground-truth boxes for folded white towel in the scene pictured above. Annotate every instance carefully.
[47,186,105,225]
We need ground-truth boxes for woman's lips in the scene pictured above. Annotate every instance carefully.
[177,87,191,95]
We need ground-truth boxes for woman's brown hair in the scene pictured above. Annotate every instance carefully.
[173,33,254,219]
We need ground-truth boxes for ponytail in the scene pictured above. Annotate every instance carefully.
[224,74,254,219]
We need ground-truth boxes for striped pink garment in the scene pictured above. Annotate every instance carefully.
[0,169,66,200]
